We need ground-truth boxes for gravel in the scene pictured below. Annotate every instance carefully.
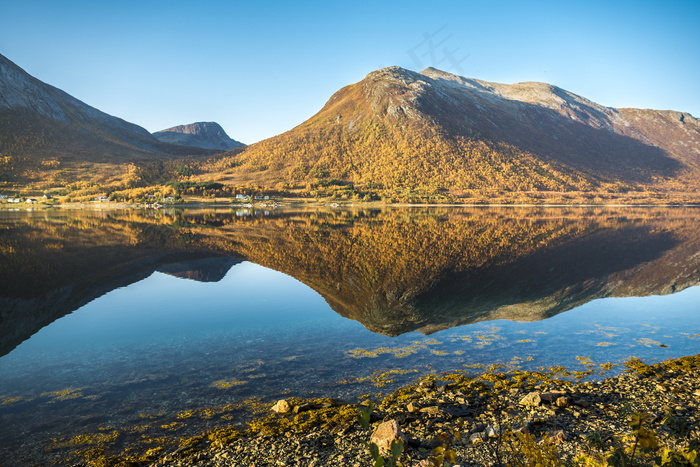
[154,356,700,466]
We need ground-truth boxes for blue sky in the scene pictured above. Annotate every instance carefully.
[1,0,698,143]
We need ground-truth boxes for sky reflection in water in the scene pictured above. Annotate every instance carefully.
[3,261,699,404]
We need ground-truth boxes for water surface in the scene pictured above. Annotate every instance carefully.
[1,206,699,464]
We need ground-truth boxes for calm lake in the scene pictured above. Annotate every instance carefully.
[1,206,699,464]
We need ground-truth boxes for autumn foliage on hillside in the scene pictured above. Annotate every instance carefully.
[3,64,700,204]
[201,67,700,203]
[209,118,602,196]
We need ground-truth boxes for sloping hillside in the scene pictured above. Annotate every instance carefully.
[206,67,700,202]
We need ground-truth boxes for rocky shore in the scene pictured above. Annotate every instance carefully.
[144,356,700,467]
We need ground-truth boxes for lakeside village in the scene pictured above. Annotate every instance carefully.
[0,192,279,209]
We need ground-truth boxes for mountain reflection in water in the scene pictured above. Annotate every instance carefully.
[2,206,700,466]
[1,206,699,357]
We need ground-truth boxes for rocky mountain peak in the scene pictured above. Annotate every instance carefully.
[160,122,223,136]
[366,66,425,82]
[153,122,244,151]
[359,66,618,128]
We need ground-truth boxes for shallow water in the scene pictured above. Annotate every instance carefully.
[1,206,699,464]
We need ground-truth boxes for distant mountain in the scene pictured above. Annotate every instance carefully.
[210,66,700,201]
[0,53,212,183]
[153,122,244,151]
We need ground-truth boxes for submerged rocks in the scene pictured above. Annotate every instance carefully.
[127,355,700,467]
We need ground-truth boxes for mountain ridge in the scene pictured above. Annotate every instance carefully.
[0,53,214,184]
[0,54,153,139]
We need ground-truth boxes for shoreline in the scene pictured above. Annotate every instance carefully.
[2,200,700,211]
[56,355,700,466]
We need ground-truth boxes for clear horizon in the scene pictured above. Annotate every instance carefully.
[1,0,698,144]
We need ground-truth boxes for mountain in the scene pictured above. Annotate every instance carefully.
[153,122,244,150]
[4,56,698,201]
[0,53,212,183]
[210,66,700,202]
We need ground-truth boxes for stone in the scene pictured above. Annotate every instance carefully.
[407,402,420,413]
[272,399,291,413]
[419,406,440,415]
[471,423,487,433]
[418,380,436,393]
[555,396,572,408]
[519,391,542,407]
[469,432,486,444]
[294,402,319,414]
[540,391,567,404]
[548,429,568,444]
[370,420,408,454]
[442,405,471,417]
